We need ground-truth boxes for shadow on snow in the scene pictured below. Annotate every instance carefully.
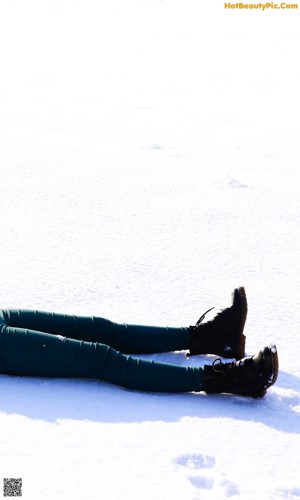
[0,369,299,434]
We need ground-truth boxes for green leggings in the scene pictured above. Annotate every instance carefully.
[0,309,204,393]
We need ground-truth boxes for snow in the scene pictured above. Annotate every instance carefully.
[0,0,300,498]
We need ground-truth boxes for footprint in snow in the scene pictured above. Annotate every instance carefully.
[173,453,240,496]
[272,486,300,499]
[173,453,215,470]
[227,176,248,189]
[188,475,214,490]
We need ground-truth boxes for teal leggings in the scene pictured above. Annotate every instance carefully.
[0,309,204,393]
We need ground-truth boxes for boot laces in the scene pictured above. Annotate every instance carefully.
[195,307,215,327]
[212,357,254,381]
[194,304,234,328]
[212,358,242,380]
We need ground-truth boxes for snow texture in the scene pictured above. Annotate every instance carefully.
[0,0,299,499]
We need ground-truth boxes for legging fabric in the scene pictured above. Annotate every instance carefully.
[0,309,203,393]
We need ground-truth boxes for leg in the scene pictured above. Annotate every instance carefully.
[0,324,278,397]
[0,324,202,393]
[0,309,189,354]
[0,286,247,358]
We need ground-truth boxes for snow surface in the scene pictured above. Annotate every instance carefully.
[0,0,300,498]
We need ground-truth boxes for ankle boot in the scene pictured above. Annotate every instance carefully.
[188,287,247,359]
[203,344,278,398]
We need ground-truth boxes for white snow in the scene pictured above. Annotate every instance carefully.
[0,0,300,498]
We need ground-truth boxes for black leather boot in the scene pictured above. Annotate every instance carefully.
[203,345,278,398]
[188,287,247,359]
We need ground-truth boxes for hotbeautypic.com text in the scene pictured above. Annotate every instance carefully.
[224,2,298,9]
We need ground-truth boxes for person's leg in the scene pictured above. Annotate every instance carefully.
[0,309,189,354]
[0,324,279,397]
[0,324,202,393]
[0,286,247,357]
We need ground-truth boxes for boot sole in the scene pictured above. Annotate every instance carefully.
[252,344,279,398]
[234,286,248,360]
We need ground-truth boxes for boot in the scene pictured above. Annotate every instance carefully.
[203,344,278,398]
[188,287,247,359]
